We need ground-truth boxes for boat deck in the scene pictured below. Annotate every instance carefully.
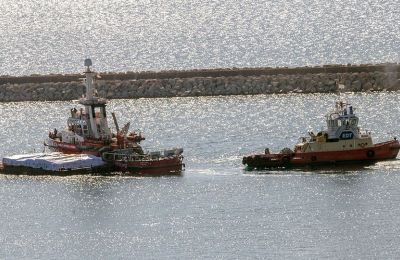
[0,153,111,176]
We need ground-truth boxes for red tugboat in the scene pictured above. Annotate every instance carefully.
[44,59,144,156]
[102,147,184,175]
[43,59,184,175]
[243,101,400,170]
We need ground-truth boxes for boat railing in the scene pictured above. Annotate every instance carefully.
[103,151,143,162]
[103,151,180,162]
[102,146,183,162]
[358,129,371,138]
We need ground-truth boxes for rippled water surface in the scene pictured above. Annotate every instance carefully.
[1,1,400,257]
[0,0,399,76]
[1,93,400,259]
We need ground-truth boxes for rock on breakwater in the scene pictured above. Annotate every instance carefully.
[0,64,399,102]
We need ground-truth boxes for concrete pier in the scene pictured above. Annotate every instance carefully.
[0,64,399,102]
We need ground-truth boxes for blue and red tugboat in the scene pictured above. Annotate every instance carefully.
[242,101,400,170]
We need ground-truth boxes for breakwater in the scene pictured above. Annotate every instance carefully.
[0,64,399,102]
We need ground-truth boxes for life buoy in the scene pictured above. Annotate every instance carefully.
[360,143,366,148]
[366,150,375,158]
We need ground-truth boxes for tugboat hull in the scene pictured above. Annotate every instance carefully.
[102,148,184,175]
[115,157,184,175]
[243,140,400,169]
[45,138,107,156]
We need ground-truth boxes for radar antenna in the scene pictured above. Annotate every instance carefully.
[84,58,92,72]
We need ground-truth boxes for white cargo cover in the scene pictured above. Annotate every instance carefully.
[2,152,104,171]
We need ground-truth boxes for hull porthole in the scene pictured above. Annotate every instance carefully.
[367,150,375,158]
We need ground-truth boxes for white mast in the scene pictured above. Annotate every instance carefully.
[84,58,95,100]
[79,58,111,140]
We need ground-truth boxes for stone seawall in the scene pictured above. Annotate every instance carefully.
[0,64,399,102]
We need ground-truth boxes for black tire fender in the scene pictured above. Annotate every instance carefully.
[242,157,248,165]
[282,156,290,165]
[367,150,375,158]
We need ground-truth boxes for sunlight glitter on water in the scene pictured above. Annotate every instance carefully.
[1,92,400,168]
[1,93,400,259]
[1,0,399,76]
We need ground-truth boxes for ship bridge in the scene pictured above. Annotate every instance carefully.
[325,101,363,140]
[75,59,111,140]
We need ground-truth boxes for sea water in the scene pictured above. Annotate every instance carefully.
[0,0,399,76]
[1,93,400,258]
[1,0,400,258]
